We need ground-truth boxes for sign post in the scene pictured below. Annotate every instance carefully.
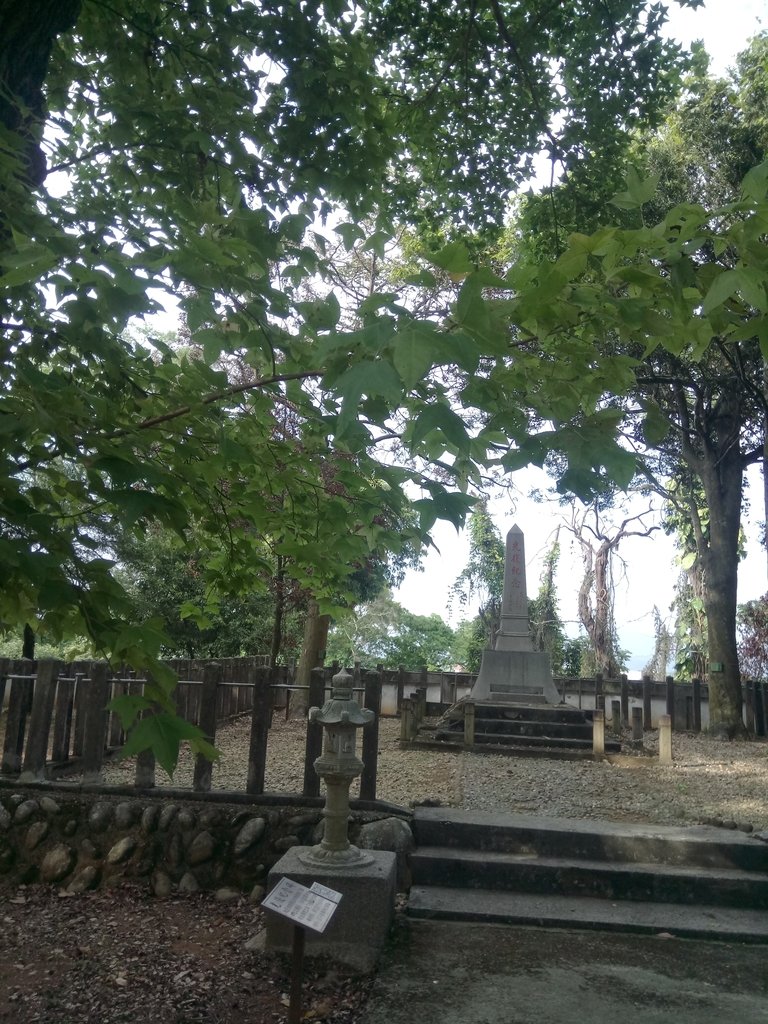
[263,877,343,1024]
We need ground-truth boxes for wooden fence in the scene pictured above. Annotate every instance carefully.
[0,658,388,801]
[556,672,768,736]
[2,659,766,805]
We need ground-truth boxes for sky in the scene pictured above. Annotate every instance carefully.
[392,0,768,674]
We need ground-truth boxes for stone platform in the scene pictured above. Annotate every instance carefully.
[265,847,396,972]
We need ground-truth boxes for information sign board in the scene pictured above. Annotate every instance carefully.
[263,877,342,934]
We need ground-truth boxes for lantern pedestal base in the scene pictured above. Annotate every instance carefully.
[265,847,397,972]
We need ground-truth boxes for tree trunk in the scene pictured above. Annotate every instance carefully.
[22,624,35,659]
[269,557,285,669]
[695,411,745,738]
[0,1,82,186]
[699,509,744,737]
[763,367,768,579]
[290,599,330,718]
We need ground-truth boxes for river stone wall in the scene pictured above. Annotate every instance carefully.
[0,785,413,899]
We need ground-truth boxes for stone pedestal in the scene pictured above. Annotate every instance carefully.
[265,847,396,972]
[471,648,560,704]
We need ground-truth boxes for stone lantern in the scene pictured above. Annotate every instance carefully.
[299,667,374,868]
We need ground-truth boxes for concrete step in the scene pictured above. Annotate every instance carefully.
[411,846,768,908]
[432,731,621,753]
[407,885,768,943]
[413,807,768,872]
[472,719,594,739]
[440,703,594,724]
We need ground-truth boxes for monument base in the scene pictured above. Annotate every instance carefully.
[265,847,396,972]
[471,648,560,704]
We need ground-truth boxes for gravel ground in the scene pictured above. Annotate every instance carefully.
[103,715,768,831]
[3,717,768,1024]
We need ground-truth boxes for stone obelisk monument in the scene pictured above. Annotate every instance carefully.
[471,524,561,704]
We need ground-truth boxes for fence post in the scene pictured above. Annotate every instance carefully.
[109,675,126,748]
[611,699,621,736]
[594,673,604,712]
[756,681,767,739]
[665,676,675,732]
[302,668,325,798]
[400,698,412,742]
[247,666,273,795]
[82,662,111,783]
[193,661,221,792]
[659,714,673,764]
[745,679,756,735]
[592,709,605,755]
[691,677,702,733]
[51,671,76,764]
[360,670,381,801]
[620,674,629,727]
[20,659,60,781]
[464,701,475,746]
[642,674,652,730]
[396,666,405,713]
[631,706,643,745]
[416,686,427,724]
[72,672,86,756]
[1,671,34,775]
[131,674,157,789]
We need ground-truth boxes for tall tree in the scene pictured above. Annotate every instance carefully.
[737,594,768,682]
[643,606,673,680]
[326,589,455,671]
[566,504,656,678]
[0,2,703,768]
[450,502,505,648]
[504,38,768,734]
[528,528,569,674]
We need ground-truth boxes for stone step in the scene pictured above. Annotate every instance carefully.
[443,703,594,724]
[473,720,594,739]
[434,731,621,753]
[407,885,768,943]
[412,807,768,872]
[411,846,768,908]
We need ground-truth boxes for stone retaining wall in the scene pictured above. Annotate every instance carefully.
[0,785,414,899]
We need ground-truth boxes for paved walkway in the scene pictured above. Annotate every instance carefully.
[359,918,768,1024]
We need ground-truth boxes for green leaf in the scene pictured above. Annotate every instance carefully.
[296,293,341,331]
[334,359,402,406]
[411,404,471,455]
[642,403,670,446]
[108,694,153,730]
[120,712,219,778]
[600,446,637,490]
[680,551,697,570]
[427,242,474,277]
[332,358,402,437]
[335,222,366,249]
[361,230,391,258]
[610,168,659,211]
[702,269,740,314]
[392,323,441,389]
[741,162,768,201]
[0,253,58,287]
